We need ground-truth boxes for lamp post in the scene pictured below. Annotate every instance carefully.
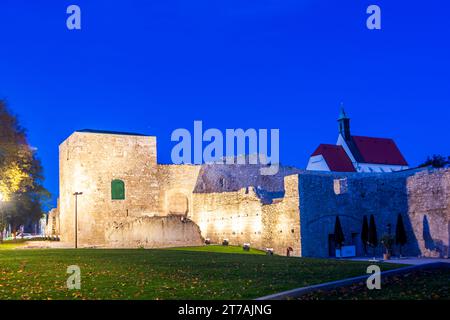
[73,192,83,249]
[0,192,4,243]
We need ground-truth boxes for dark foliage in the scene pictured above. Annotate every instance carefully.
[0,100,50,238]
[334,216,345,248]
[419,154,450,168]
[368,215,378,248]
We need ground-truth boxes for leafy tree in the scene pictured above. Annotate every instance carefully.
[334,216,345,250]
[419,154,450,168]
[361,215,369,255]
[395,213,407,257]
[368,214,378,257]
[0,100,49,241]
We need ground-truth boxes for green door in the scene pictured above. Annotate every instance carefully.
[111,179,125,200]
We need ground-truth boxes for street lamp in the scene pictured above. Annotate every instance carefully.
[0,192,6,243]
[0,192,3,242]
[73,192,83,249]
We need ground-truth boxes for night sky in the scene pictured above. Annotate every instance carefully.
[1,0,449,207]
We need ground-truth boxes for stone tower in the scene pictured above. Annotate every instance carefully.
[59,130,160,247]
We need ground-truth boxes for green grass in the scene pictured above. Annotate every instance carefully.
[0,241,27,250]
[169,245,266,255]
[300,267,450,300]
[0,246,403,300]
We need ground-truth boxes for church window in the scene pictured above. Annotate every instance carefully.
[111,179,125,200]
[334,178,348,195]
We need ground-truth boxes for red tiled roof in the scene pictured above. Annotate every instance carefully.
[312,144,356,172]
[351,136,408,166]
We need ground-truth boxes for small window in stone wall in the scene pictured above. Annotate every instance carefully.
[111,179,125,200]
[219,177,226,190]
[334,178,348,195]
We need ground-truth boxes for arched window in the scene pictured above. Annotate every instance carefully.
[111,179,125,200]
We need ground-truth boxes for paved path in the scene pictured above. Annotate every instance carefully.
[257,261,450,300]
[347,257,450,265]
[17,241,73,249]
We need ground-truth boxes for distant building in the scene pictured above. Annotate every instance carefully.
[307,108,409,173]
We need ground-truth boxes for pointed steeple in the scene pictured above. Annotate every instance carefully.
[338,104,348,120]
[337,104,351,140]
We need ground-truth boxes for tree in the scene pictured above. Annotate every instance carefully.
[395,213,407,257]
[419,154,450,168]
[368,214,378,257]
[334,216,345,251]
[0,100,49,241]
[361,215,369,255]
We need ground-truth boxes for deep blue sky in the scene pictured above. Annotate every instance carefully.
[1,0,449,207]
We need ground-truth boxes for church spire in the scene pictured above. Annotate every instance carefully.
[338,104,348,120]
[338,104,351,140]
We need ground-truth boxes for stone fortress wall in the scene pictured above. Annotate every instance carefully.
[297,169,450,258]
[191,174,301,256]
[59,131,160,246]
[407,169,450,257]
[56,131,450,258]
[298,171,412,258]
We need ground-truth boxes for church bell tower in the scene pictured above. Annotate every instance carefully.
[338,106,351,141]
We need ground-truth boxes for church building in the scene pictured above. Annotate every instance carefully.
[307,109,409,173]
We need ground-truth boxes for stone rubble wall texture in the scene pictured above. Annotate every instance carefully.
[157,164,201,217]
[406,169,450,258]
[57,131,450,257]
[298,169,450,258]
[45,207,60,237]
[298,171,411,258]
[59,132,160,247]
[107,215,204,248]
[191,175,301,256]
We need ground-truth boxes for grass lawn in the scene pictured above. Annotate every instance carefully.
[169,245,266,255]
[0,241,27,250]
[300,267,450,300]
[0,245,403,300]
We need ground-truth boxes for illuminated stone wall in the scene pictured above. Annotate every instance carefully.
[191,175,301,256]
[45,206,60,237]
[59,131,159,247]
[107,215,204,248]
[407,169,450,258]
[58,130,301,251]
[157,164,201,218]
[56,130,450,257]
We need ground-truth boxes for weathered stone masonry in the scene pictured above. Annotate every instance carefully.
[407,169,450,258]
[55,131,450,258]
[297,169,450,258]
